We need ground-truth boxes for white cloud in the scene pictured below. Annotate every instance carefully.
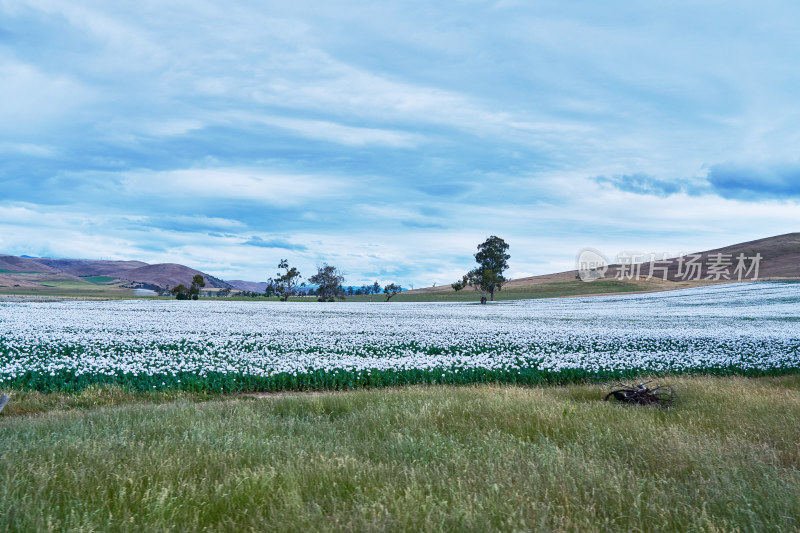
[233,113,423,148]
[120,167,351,206]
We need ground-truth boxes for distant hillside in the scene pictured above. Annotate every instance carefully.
[227,280,269,292]
[115,263,231,290]
[410,232,800,297]
[31,258,149,277]
[0,255,232,293]
[601,232,800,282]
[0,255,89,289]
[0,255,58,273]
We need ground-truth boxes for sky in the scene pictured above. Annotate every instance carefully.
[1,0,799,287]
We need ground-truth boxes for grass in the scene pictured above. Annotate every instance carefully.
[0,284,136,298]
[0,384,224,417]
[1,375,798,532]
[37,280,107,288]
[81,275,118,284]
[0,279,656,302]
[348,280,653,302]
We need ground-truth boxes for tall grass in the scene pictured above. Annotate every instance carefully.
[1,375,799,532]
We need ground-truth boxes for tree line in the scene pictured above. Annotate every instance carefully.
[266,261,403,302]
[169,235,510,303]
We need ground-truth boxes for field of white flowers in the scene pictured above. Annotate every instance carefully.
[1,282,798,392]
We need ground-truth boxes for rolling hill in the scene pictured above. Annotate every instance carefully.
[227,280,269,292]
[1,232,797,298]
[0,255,232,294]
[30,258,149,277]
[404,232,800,299]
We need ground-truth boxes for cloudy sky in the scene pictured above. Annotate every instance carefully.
[1,0,799,286]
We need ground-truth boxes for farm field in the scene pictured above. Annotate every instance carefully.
[1,282,798,393]
[1,376,799,532]
[1,282,799,531]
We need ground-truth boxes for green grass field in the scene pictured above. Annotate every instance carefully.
[349,280,651,302]
[0,278,656,302]
[81,275,119,284]
[0,280,136,298]
[1,375,798,532]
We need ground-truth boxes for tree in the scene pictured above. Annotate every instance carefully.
[309,264,345,302]
[383,283,402,301]
[371,281,381,295]
[171,284,189,300]
[188,274,205,300]
[451,275,468,292]
[274,259,302,301]
[467,235,509,302]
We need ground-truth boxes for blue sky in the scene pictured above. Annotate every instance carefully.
[1,0,799,286]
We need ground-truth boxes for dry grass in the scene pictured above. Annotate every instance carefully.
[1,375,799,532]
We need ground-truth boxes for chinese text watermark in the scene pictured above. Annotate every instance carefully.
[576,249,762,282]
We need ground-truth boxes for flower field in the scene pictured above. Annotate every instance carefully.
[1,282,799,392]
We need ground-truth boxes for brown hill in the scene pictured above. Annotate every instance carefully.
[601,232,800,282]
[0,255,57,273]
[0,255,232,292]
[227,280,269,292]
[30,258,149,277]
[112,263,231,290]
[412,232,800,295]
[0,255,94,288]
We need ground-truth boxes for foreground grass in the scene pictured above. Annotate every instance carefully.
[1,375,799,532]
[0,385,224,417]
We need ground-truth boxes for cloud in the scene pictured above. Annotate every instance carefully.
[3,2,800,285]
[401,220,448,229]
[229,113,423,148]
[595,163,800,202]
[140,215,245,233]
[0,142,55,157]
[594,173,704,197]
[243,236,308,251]
[120,168,350,206]
[706,162,800,200]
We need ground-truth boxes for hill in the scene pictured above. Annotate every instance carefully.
[113,263,231,290]
[30,258,149,277]
[399,232,800,301]
[227,280,269,292]
[0,255,232,295]
[2,233,797,299]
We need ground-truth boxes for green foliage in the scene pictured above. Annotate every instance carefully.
[188,274,205,300]
[467,235,510,301]
[2,376,799,532]
[309,264,345,302]
[383,283,402,301]
[451,275,468,292]
[274,259,302,301]
[171,284,189,300]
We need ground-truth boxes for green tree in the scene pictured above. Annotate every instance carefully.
[188,274,205,300]
[383,283,402,301]
[451,275,468,292]
[464,236,510,303]
[371,281,381,295]
[309,264,345,302]
[274,259,302,301]
[171,284,189,300]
